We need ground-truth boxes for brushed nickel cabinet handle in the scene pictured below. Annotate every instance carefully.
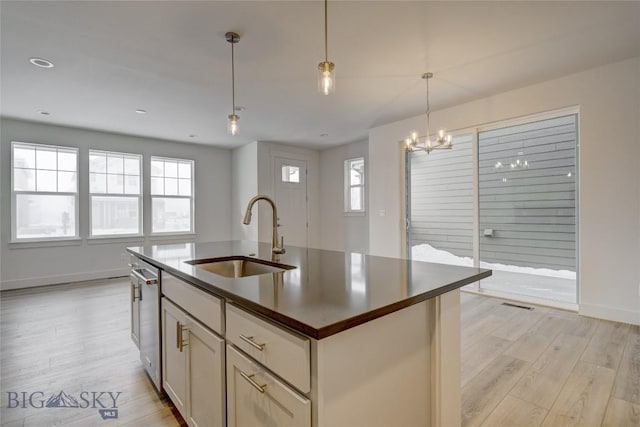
[176,321,181,350]
[239,334,265,351]
[130,283,138,302]
[176,321,188,352]
[240,371,266,394]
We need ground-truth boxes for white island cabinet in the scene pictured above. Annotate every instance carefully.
[162,276,461,427]
[129,241,490,427]
[223,299,458,427]
[162,272,226,427]
[227,345,311,426]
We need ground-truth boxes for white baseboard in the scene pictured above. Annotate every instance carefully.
[462,287,579,312]
[0,268,129,291]
[463,288,640,326]
[579,303,640,326]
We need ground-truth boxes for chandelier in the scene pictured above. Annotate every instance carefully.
[404,72,453,153]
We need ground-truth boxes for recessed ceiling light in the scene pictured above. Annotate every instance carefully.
[234,106,246,112]
[188,134,198,138]
[29,57,54,68]
[320,133,328,137]
[135,109,147,114]
[38,110,50,116]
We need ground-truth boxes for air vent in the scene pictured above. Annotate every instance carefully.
[501,302,533,310]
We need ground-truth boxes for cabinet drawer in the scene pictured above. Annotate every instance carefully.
[226,304,310,393]
[162,272,223,334]
[227,345,310,427]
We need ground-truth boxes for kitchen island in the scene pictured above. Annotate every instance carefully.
[127,241,491,427]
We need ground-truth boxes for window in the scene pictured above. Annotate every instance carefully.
[150,156,194,233]
[89,150,142,236]
[281,165,300,183]
[344,157,365,213]
[11,141,78,240]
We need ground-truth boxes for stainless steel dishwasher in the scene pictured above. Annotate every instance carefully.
[130,260,162,391]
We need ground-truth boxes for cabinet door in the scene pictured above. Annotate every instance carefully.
[226,345,310,427]
[186,315,225,427]
[162,298,188,419]
[130,275,140,349]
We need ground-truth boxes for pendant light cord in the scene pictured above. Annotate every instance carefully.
[324,0,328,62]
[425,75,431,139]
[231,39,236,114]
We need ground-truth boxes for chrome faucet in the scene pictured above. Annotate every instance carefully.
[243,195,286,259]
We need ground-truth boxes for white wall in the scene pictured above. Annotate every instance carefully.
[318,140,369,252]
[0,118,232,290]
[231,141,258,241]
[369,57,640,325]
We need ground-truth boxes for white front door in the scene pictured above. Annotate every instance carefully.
[274,157,308,248]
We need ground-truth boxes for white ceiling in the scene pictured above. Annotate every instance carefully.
[1,1,639,149]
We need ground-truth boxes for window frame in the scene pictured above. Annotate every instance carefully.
[11,141,80,242]
[88,149,143,238]
[150,156,195,235]
[344,157,366,215]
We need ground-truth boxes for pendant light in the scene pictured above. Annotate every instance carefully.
[404,73,453,153]
[318,0,335,95]
[226,31,240,136]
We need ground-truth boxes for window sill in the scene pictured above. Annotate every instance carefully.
[87,235,145,245]
[344,211,366,217]
[9,238,82,249]
[149,233,197,242]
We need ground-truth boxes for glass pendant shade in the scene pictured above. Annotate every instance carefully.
[318,61,335,95]
[227,114,239,136]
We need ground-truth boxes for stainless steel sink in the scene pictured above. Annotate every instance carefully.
[186,256,296,278]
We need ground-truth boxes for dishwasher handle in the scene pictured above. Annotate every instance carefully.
[131,269,158,285]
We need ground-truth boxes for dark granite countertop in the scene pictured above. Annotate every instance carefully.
[127,241,491,339]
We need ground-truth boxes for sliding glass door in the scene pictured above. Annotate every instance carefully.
[477,115,577,303]
[406,112,578,305]
[406,133,474,266]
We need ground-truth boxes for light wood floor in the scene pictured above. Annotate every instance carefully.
[460,291,639,427]
[0,278,181,427]
[1,278,638,426]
